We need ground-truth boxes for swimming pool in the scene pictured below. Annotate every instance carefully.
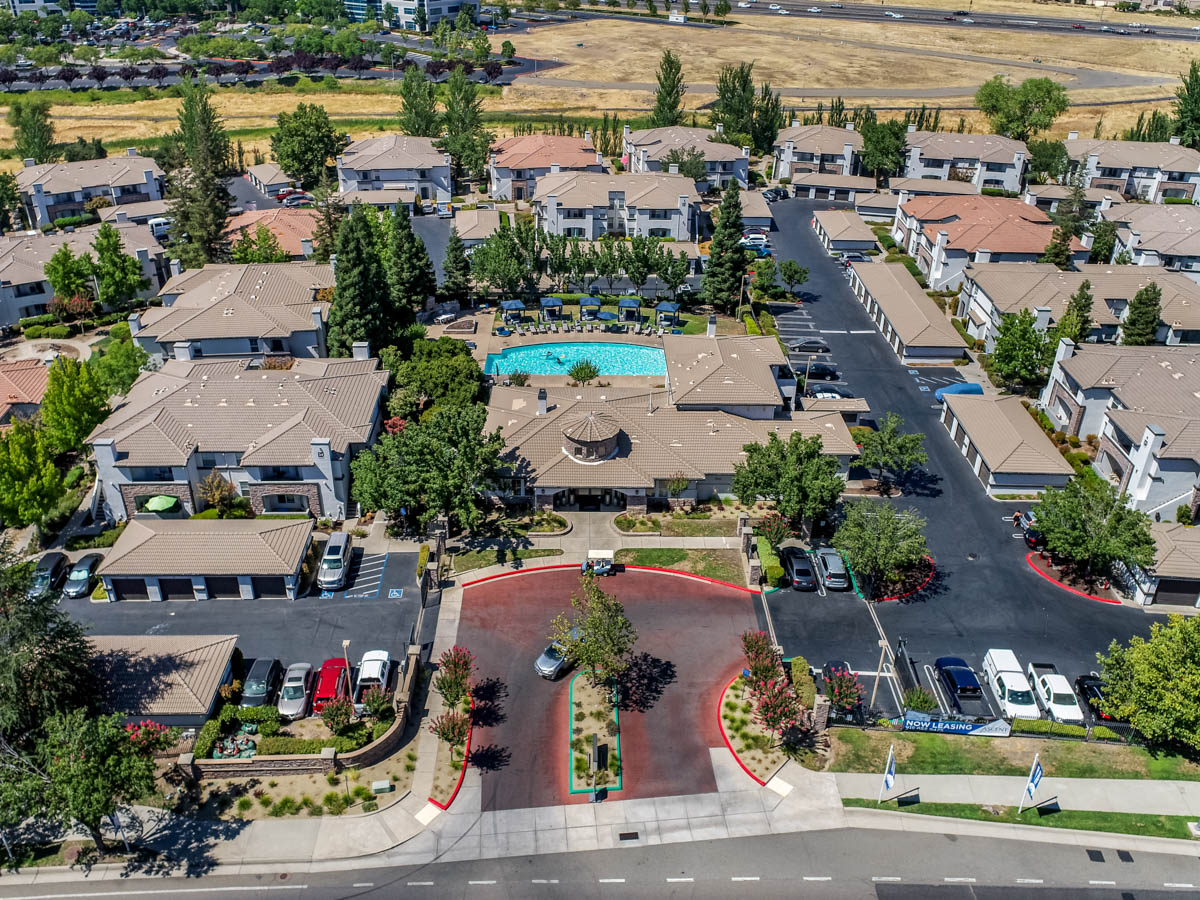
[484,341,666,376]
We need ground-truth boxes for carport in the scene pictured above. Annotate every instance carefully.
[501,299,525,324]
[1127,521,1200,608]
[580,297,601,321]
[97,518,313,602]
[617,296,641,323]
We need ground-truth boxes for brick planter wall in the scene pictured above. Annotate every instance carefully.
[247,482,323,516]
[119,482,195,517]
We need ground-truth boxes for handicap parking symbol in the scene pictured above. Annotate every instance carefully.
[388,588,404,599]
[320,590,334,599]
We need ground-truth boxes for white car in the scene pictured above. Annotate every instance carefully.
[769,3,780,8]
[738,2,750,6]
[777,7,790,12]
[352,650,392,715]
[808,5,821,10]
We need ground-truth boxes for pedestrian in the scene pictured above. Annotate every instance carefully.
[1012,510,1022,529]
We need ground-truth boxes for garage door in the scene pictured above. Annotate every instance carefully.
[110,578,148,601]
[159,578,195,601]
[250,576,286,598]
[1154,578,1200,607]
[206,576,242,599]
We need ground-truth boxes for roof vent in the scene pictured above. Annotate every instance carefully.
[246,398,255,406]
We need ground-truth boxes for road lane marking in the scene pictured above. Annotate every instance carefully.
[352,884,374,889]
[850,329,875,334]
[468,881,497,885]
[599,878,626,884]
[4,889,309,899]
[666,877,694,882]
[732,876,760,881]
[803,876,832,881]
[872,876,901,882]
[818,329,847,334]
[531,879,559,884]
[1090,880,1116,886]
[408,882,435,886]
[1165,883,1195,888]
[1017,878,1044,884]
[945,877,976,883]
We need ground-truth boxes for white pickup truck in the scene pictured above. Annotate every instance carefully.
[982,648,1041,720]
[1026,662,1086,724]
[352,650,393,715]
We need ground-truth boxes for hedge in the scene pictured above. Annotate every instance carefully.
[789,653,817,708]
[190,508,220,519]
[18,314,56,329]
[1164,197,1194,205]
[743,313,762,335]
[65,524,125,551]
[417,542,430,576]
[1009,717,1088,738]
[195,702,283,759]
[951,317,971,344]
[25,324,73,339]
[757,535,785,587]
[981,187,1019,198]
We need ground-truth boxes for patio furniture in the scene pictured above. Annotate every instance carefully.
[657,326,664,336]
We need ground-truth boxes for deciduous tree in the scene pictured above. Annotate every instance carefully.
[90,331,148,397]
[231,223,292,264]
[40,356,108,455]
[6,96,55,164]
[650,49,686,128]
[778,258,808,296]
[0,420,64,527]
[92,222,150,309]
[992,308,1049,387]
[974,76,1068,142]
[1174,59,1200,151]
[661,146,706,182]
[1027,138,1069,184]
[440,66,493,181]
[398,63,440,136]
[732,431,842,525]
[1034,478,1156,578]
[832,501,929,601]
[270,102,350,188]
[859,118,907,184]
[43,244,95,302]
[548,574,638,686]
[856,412,927,485]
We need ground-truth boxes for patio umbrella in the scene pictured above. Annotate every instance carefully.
[596,311,618,321]
[144,495,179,513]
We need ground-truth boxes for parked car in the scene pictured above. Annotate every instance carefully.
[839,252,870,266]
[803,362,839,381]
[283,193,313,208]
[28,552,68,599]
[318,532,352,591]
[1074,674,1121,722]
[933,381,983,403]
[1017,510,1044,550]
[807,385,855,400]
[982,648,1040,720]
[746,245,774,258]
[815,547,849,590]
[62,553,102,599]
[739,234,769,247]
[789,337,831,353]
[353,650,393,714]
[312,658,351,712]
[273,188,300,200]
[535,627,581,679]
[241,657,284,708]
[762,188,787,202]
[1027,662,1085,724]
[780,543,817,591]
[935,656,983,706]
[277,662,313,721]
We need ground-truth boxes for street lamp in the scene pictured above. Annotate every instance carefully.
[341,639,352,686]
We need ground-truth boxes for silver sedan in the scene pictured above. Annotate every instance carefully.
[277,662,313,721]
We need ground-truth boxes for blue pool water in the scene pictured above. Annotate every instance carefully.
[484,342,666,376]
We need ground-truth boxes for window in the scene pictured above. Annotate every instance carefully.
[648,209,670,220]
[984,162,1008,172]
[562,208,586,219]
[248,338,260,353]
[564,227,586,238]
[199,454,218,469]
[648,228,670,238]
[264,466,302,481]
[129,466,174,482]
[14,281,45,297]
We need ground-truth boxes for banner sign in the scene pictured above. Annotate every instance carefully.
[902,710,1011,737]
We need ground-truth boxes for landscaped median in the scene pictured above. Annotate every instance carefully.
[428,646,477,810]
[568,671,622,795]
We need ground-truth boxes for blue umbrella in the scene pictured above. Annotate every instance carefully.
[597,311,618,321]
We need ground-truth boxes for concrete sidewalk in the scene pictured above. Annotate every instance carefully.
[836,772,1200,817]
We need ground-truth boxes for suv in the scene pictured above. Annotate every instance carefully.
[815,548,849,590]
[312,658,350,712]
[241,657,284,708]
[982,648,1040,720]
[934,656,982,707]
[1016,510,1044,550]
[318,533,351,591]
[63,553,102,599]
[29,552,68,599]
[780,544,816,591]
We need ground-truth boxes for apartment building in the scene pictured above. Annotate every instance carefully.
[488,134,604,202]
[902,128,1028,194]
[623,125,749,190]
[88,351,388,523]
[532,172,700,241]
[1065,132,1200,203]
[17,151,165,229]
[335,135,452,202]
[771,122,862,182]
[1099,202,1200,281]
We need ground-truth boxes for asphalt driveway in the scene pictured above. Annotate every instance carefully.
[456,567,758,812]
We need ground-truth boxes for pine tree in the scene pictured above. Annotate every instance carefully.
[385,203,437,324]
[166,78,232,268]
[327,207,392,357]
[651,49,686,129]
[1065,278,1093,338]
[40,356,109,455]
[1039,224,1076,270]
[309,172,346,263]
[1122,282,1162,346]
[1174,59,1200,151]
[91,223,149,310]
[441,227,471,304]
[398,64,440,137]
[751,81,783,155]
[700,181,747,314]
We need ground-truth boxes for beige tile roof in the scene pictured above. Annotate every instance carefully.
[855,193,900,214]
[905,131,1028,164]
[491,134,599,170]
[888,177,981,196]
[739,190,772,221]
[16,154,164,194]
[141,262,333,343]
[91,633,238,719]
[0,358,49,419]
[793,172,877,191]
[1106,408,1200,462]
[1102,202,1200,258]
[339,134,445,171]
[799,396,871,414]
[0,222,161,289]
[247,162,291,185]
[100,199,170,222]
[626,126,745,162]
[1150,521,1200,579]
[223,209,319,258]
[849,262,967,349]
[1058,345,1200,433]
[944,393,1074,475]
[455,208,501,242]
[966,263,1200,330]
[662,335,786,407]
[1024,184,1113,204]
[773,124,863,155]
[486,385,856,490]
[98,518,313,577]
[87,355,387,466]
[814,209,875,243]
[334,188,418,207]
[902,194,1082,255]
[533,172,700,209]
[1066,137,1200,173]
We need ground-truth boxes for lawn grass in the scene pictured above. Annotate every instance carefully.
[660,516,737,538]
[831,729,1200,781]
[451,547,562,574]
[614,548,744,585]
[613,514,661,533]
[843,798,1194,840]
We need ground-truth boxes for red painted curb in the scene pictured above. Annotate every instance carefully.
[1025,552,1122,605]
[427,693,475,810]
[717,675,766,786]
[463,564,755,593]
[874,555,936,603]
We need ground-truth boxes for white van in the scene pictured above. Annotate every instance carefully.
[317,532,352,591]
[147,217,171,239]
[981,648,1040,720]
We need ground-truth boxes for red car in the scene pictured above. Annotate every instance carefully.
[311,658,350,712]
[1071,23,1085,29]
[273,188,301,200]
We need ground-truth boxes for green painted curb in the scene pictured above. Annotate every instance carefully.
[567,670,623,796]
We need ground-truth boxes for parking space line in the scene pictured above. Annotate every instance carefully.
[345,552,389,599]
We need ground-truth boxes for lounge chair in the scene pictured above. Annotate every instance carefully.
[657,326,664,337]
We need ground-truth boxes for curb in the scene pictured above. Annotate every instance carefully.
[567,671,622,795]
[1025,552,1121,605]
[717,675,767,787]
[462,563,755,593]
[428,694,475,811]
[850,555,935,603]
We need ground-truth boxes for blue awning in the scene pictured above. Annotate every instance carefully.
[500,300,525,311]
[617,296,641,308]
[540,297,563,308]
[580,297,602,308]
[655,301,680,313]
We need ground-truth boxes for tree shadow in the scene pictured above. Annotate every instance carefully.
[113,803,251,878]
[468,743,512,772]
[895,468,943,499]
[615,653,677,714]
[890,563,949,606]
[471,677,508,728]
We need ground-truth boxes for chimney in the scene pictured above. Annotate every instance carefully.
[127,312,142,335]
[974,248,992,264]
[1170,135,1182,146]
[537,388,547,415]
[790,118,799,128]
[126,147,138,156]
[843,142,854,176]
[668,163,679,175]
[173,341,194,361]
[623,124,631,138]
[135,247,149,265]
[741,146,750,159]
[169,258,183,278]
[1101,194,1113,211]
[1067,131,1079,142]
[551,163,560,174]
[329,253,337,275]
[300,238,313,257]
[312,305,326,357]
[906,123,916,133]
[639,148,648,170]
[1039,336,1077,408]
[1033,305,1052,333]
[935,229,949,253]
[1129,424,1167,500]
[706,314,716,338]
[489,151,497,167]
[22,158,34,168]
[352,341,370,360]
[596,151,604,166]
[584,128,592,143]
[115,210,128,223]
[443,152,452,167]
[715,123,724,135]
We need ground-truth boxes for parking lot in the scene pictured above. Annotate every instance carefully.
[763,198,1155,708]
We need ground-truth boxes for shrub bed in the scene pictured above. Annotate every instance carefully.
[1009,717,1088,738]
[756,535,784,587]
[65,524,125,551]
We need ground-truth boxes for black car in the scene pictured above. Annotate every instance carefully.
[806,384,856,399]
[28,552,68,599]
[241,657,284,708]
[934,656,983,705]
[803,362,838,381]
[788,338,831,354]
[1075,674,1122,722]
[780,546,817,591]
[761,188,787,202]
